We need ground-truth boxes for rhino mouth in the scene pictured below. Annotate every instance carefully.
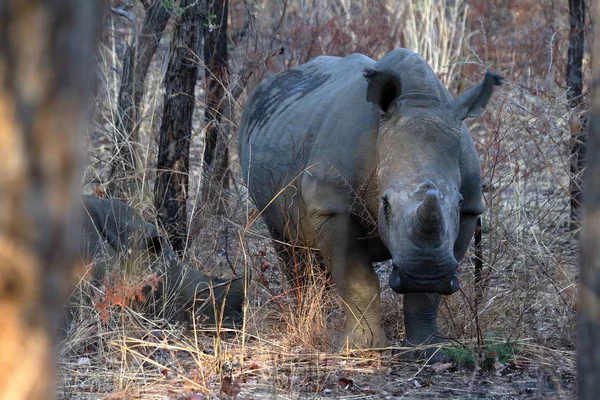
[389,259,459,295]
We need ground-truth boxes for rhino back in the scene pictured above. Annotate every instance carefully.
[239,54,382,238]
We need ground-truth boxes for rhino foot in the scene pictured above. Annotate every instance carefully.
[336,327,390,351]
[401,292,448,363]
[401,335,449,363]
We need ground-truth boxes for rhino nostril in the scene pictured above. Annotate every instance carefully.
[419,180,437,190]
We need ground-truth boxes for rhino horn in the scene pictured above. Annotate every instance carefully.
[415,189,444,241]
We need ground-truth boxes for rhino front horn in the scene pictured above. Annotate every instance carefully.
[415,189,444,238]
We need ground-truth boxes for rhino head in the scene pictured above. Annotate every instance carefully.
[365,65,503,295]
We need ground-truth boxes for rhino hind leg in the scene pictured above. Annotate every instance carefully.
[312,214,389,350]
[272,239,328,291]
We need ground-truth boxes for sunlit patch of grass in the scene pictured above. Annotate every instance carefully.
[443,332,521,369]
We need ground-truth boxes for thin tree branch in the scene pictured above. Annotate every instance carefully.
[110,5,136,24]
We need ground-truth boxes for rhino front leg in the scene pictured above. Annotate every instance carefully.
[403,292,445,361]
[313,213,389,349]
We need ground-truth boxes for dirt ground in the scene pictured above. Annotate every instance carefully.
[58,209,577,399]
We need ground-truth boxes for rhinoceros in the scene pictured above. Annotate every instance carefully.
[238,48,502,353]
[74,195,245,326]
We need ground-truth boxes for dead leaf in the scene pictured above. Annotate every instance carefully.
[77,357,90,366]
[94,185,106,198]
[363,387,377,395]
[431,361,453,373]
[176,394,203,400]
[259,274,269,286]
[103,394,127,400]
[338,377,354,389]
[277,373,290,388]
[260,261,271,271]
[221,376,241,397]
[412,379,432,388]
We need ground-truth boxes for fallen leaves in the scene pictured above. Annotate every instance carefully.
[338,376,354,389]
[260,261,271,272]
[430,361,453,373]
[411,378,432,388]
[221,376,241,397]
[77,357,90,366]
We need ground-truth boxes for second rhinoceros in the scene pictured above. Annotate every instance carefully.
[238,48,501,353]
[75,195,245,326]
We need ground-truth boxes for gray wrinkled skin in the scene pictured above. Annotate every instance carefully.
[239,49,502,356]
[75,195,245,327]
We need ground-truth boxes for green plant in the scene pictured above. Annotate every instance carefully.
[484,332,520,366]
[443,332,520,369]
[161,0,184,16]
[443,344,476,368]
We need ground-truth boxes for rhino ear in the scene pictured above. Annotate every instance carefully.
[364,67,402,114]
[450,72,503,120]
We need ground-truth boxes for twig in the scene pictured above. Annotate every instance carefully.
[222,223,235,274]
[230,46,285,101]
[140,0,152,10]
[474,217,484,303]
[110,5,136,25]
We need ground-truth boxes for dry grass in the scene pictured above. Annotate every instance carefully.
[59,0,580,398]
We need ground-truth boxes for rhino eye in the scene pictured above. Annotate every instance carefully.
[382,196,391,221]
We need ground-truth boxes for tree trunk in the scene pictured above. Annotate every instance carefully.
[108,1,170,199]
[579,3,600,396]
[0,1,98,398]
[202,0,230,216]
[154,0,202,255]
[567,0,586,231]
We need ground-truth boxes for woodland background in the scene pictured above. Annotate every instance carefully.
[0,0,597,398]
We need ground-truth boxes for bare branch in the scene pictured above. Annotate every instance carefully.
[230,47,284,100]
[110,4,136,25]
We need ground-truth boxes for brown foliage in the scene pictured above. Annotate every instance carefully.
[94,272,161,324]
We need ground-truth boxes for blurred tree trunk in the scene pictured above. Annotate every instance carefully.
[108,1,170,199]
[567,0,586,231]
[579,3,600,396]
[0,1,98,398]
[154,0,203,255]
[202,0,230,216]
